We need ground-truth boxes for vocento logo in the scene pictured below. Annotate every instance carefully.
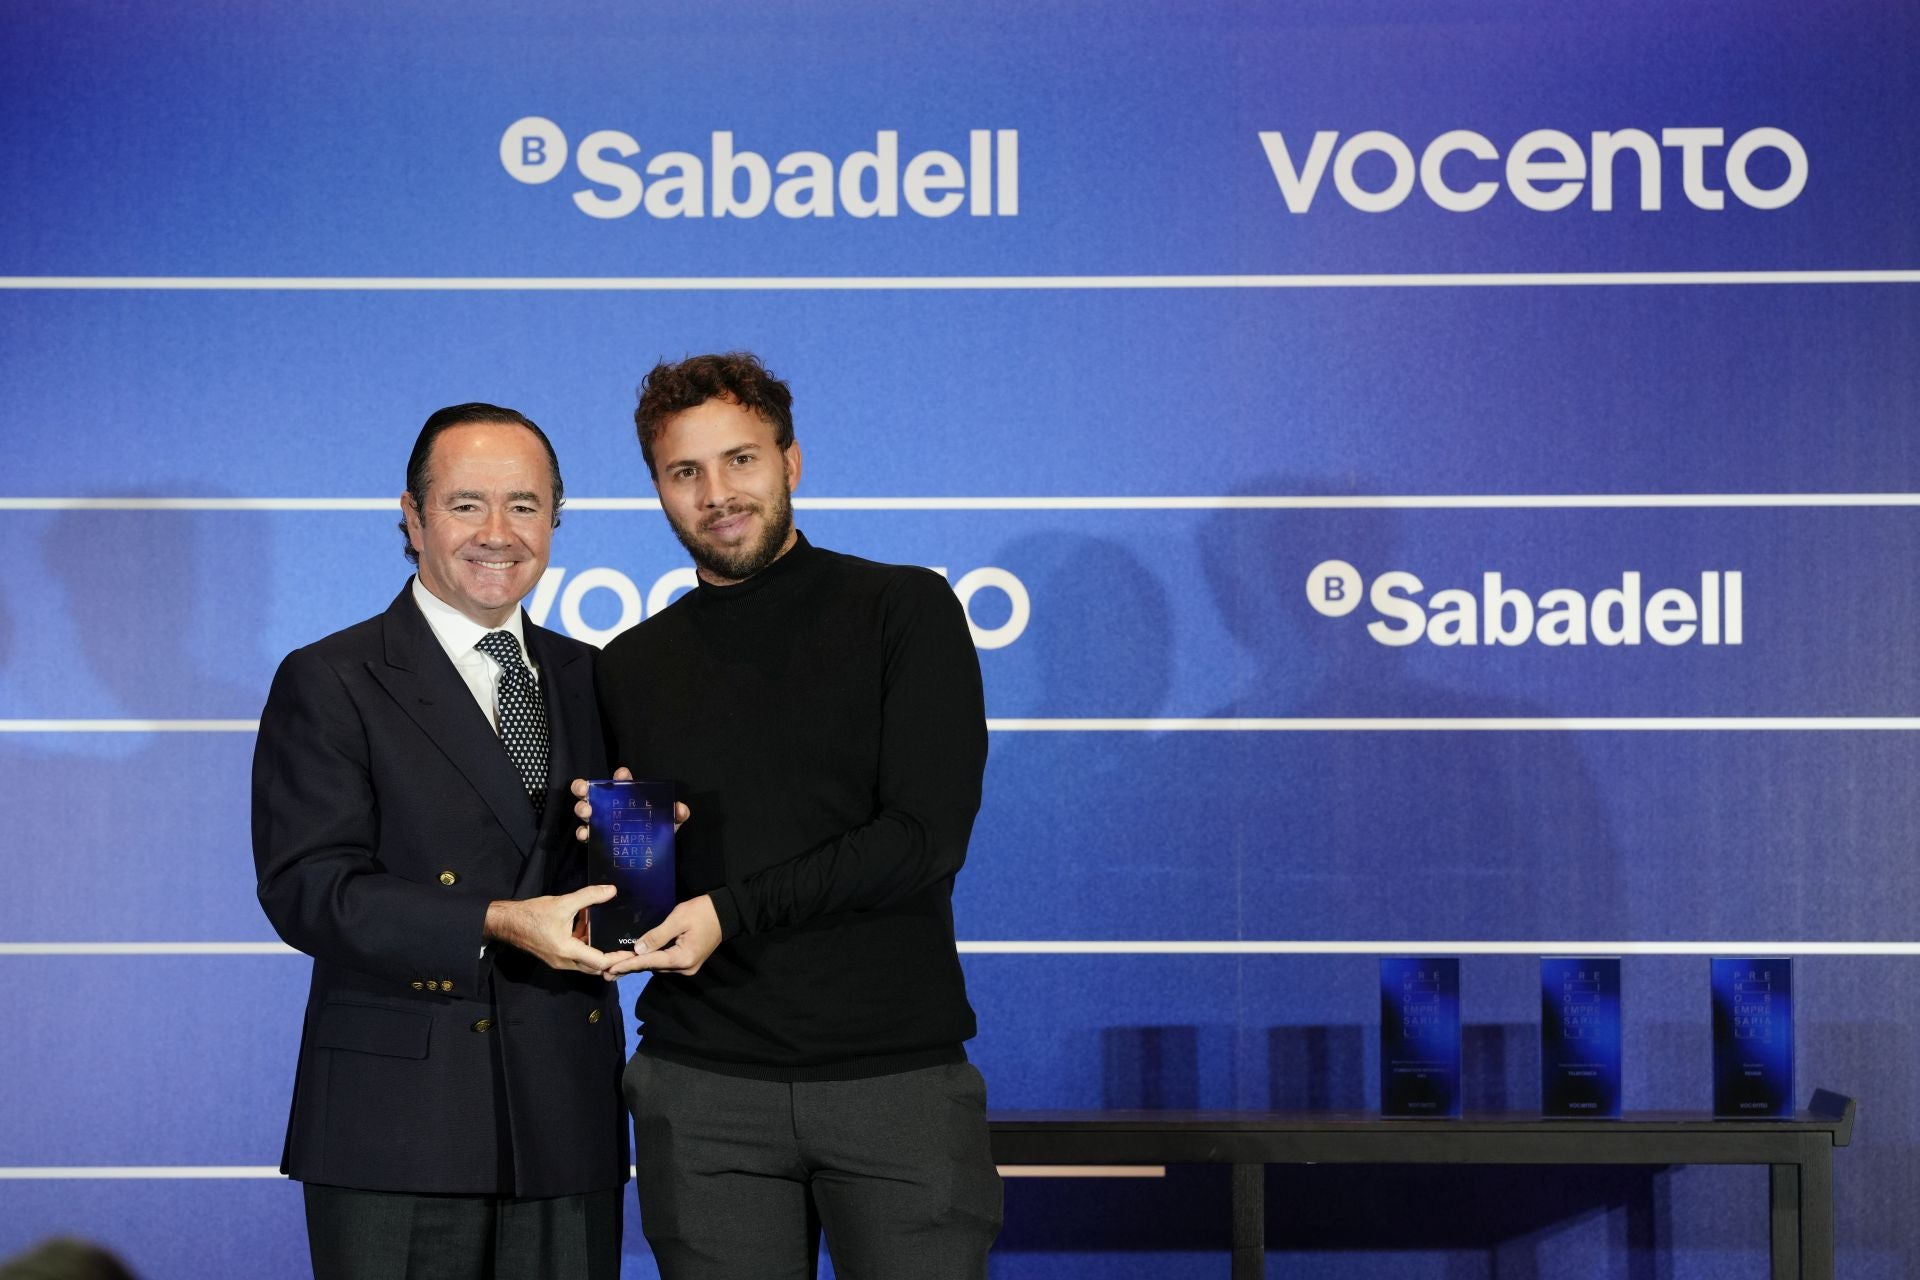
[499,116,1019,221]
[1259,127,1806,213]
[1305,561,1744,648]
[532,563,1029,650]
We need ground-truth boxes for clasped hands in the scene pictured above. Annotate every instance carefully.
[483,769,718,981]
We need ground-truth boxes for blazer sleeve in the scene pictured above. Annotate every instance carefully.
[252,646,492,988]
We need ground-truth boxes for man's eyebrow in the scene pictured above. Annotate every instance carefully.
[661,441,760,471]
[437,487,547,509]
[440,488,545,503]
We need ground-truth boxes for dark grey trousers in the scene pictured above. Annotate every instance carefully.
[625,1054,1003,1280]
[303,1182,622,1280]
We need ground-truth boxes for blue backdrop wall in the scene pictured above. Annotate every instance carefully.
[4,1,1918,1276]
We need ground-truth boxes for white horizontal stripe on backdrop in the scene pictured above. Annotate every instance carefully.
[3,941,1918,957]
[6,719,1920,732]
[3,271,1920,290]
[0,1164,1163,1180]
[3,494,1919,511]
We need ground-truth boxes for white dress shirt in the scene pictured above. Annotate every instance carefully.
[410,576,540,732]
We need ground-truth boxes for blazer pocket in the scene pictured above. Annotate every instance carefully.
[314,1000,431,1060]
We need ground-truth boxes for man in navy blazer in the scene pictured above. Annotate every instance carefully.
[253,404,629,1279]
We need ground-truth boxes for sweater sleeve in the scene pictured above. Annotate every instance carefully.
[722,570,988,935]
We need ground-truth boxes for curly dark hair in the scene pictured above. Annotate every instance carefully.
[633,351,794,477]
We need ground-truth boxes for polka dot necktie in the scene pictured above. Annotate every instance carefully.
[475,630,549,818]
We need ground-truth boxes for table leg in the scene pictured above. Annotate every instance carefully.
[1800,1150,1835,1280]
[1769,1164,1799,1280]
[1231,1162,1265,1280]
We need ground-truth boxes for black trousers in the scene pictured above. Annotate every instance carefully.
[303,1182,622,1280]
[625,1054,1003,1280]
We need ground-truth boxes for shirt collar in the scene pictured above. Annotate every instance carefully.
[410,576,532,670]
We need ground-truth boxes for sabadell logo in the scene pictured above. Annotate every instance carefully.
[499,116,1019,221]
[1305,560,1744,647]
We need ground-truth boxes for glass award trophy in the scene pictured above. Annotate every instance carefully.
[1380,957,1461,1118]
[1540,957,1622,1118]
[584,779,677,953]
[1712,957,1793,1118]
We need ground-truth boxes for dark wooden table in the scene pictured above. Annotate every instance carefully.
[989,1089,1855,1280]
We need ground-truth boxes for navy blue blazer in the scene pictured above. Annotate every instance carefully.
[252,583,627,1197]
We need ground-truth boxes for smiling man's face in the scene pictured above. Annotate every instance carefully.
[402,420,555,627]
[651,396,802,586]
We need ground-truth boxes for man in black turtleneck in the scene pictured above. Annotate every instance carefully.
[587,352,1001,1279]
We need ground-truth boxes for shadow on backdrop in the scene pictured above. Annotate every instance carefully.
[1183,474,1627,942]
[0,500,273,941]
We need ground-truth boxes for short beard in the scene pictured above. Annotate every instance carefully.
[669,484,795,585]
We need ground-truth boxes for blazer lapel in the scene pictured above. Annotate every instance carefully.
[368,584,539,855]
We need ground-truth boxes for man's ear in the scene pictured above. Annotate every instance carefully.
[400,492,424,555]
[783,441,803,492]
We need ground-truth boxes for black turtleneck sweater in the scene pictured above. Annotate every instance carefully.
[595,532,988,1081]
